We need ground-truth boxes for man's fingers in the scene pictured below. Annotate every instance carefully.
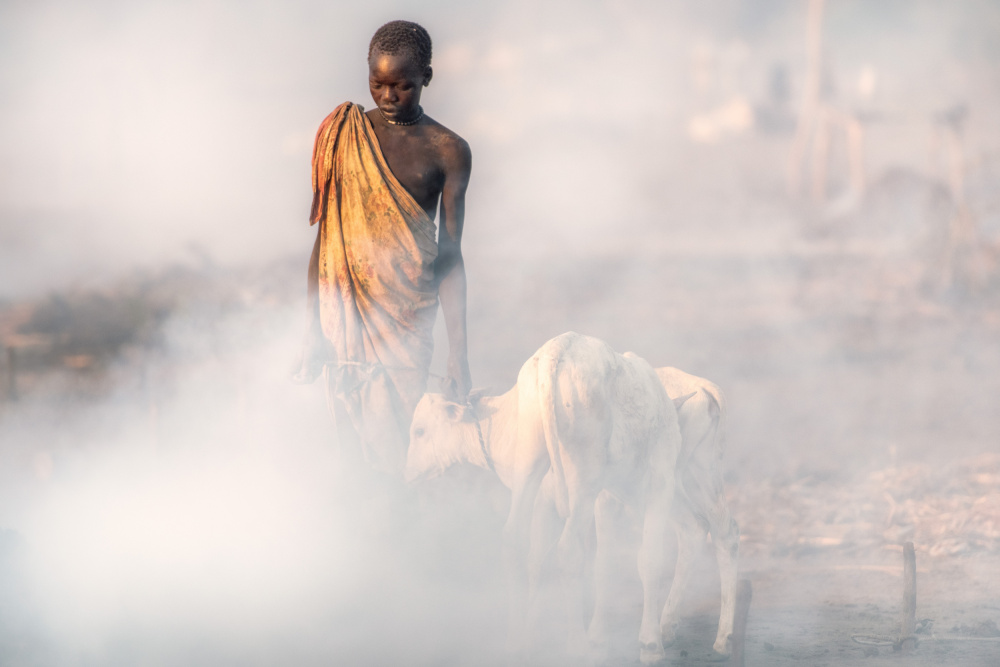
[442,375,470,402]
[291,366,320,385]
[442,377,458,400]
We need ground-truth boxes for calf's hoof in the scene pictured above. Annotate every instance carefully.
[712,634,732,658]
[587,620,610,658]
[660,623,678,647]
[563,628,593,662]
[639,641,666,665]
[586,638,609,664]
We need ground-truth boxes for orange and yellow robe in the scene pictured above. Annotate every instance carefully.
[310,102,438,472]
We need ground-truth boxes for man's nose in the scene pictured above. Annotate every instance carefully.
[382,88,398,103]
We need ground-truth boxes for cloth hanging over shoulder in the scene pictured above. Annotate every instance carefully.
[310,102,439,473]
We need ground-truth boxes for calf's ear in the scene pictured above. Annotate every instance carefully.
[672,391,697,410]
[467,387,489,405]
[444,401,470,422]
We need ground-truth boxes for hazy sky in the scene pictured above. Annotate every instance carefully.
[1,0,997,298]
[2,3,999,664]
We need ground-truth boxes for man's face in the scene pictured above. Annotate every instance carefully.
[368,50,429,122]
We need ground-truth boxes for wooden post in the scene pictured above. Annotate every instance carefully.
[5,347,16,402]
[896,541,917,653]
[787,0,826,198]
[846,116,866,197]
[731,578,753,666]
[810,107,830,205]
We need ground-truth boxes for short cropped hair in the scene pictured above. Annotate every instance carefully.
[368,20,432,71]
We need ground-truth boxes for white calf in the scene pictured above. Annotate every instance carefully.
[656,368,738,656]
[527,367,739,658]
[405,332,682,664]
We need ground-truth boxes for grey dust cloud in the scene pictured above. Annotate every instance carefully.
[1,1,999,665]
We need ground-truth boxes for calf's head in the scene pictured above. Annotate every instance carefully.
[404,393,478,483]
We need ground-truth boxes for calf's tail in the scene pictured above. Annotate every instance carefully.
[675,387,726,529]
[537,350,569,518]
[705,385,727,456]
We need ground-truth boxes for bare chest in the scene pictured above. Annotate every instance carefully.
[371,123,444,216]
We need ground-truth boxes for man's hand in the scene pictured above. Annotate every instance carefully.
[291,330,329,385]
[291,361,323,385]
[443,353,472,402]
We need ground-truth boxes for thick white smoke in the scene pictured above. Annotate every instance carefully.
[2,0,1000,664]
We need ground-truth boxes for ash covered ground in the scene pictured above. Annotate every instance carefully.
[2,165,999,664]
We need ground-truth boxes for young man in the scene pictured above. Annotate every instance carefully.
[295,20,472,473]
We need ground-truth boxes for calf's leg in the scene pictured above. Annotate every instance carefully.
[503,464,547,655]
[587,491,622,657]
[659,504,706,646]
[555,484,598,657]
[524,475,563,648]
[527,474,562,600]
[674,464,741,657]
[638,476,674,665]
[708,505,740,656]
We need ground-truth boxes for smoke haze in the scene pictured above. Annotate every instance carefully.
[2,0,1000,664]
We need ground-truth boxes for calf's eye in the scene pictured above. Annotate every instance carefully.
[414,428,425,438]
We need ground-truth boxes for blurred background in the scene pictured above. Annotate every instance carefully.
[1,0,999,664]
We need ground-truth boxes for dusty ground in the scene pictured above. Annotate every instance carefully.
[1,145,999,665]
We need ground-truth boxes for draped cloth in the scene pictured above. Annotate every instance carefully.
[310,102,439,473]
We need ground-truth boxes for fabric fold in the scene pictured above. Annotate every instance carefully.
[310,102,439,472]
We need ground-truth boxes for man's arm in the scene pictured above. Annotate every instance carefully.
[436,136,472,400]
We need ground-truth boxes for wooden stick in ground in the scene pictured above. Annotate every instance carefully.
[731,578,753,666]
[5,347,17,402]
[810,106,830,205]
[897,541,917,653]
[787,0,826,198]
[846,115,866,197]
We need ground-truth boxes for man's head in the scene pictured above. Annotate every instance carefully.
[368,20,433,124]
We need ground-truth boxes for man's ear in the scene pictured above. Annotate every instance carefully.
[423,66,433,87]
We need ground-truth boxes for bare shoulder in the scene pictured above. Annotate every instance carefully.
[423,117,471,177]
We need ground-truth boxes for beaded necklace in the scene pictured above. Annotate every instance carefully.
[380,106,424,126]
